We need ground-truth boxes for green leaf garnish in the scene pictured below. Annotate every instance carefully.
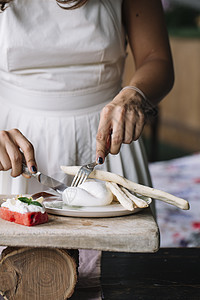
[31,201,43,207]
[18,197,32,205]
[18,197,43,207]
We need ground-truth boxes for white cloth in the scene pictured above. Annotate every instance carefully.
[0,0,152,194]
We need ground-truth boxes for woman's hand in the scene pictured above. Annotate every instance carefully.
[96,89,146,163]
[0,128,37,177]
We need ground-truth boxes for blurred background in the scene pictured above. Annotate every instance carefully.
[123,0,200,162]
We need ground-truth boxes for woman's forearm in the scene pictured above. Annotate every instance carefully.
[123,0,174,105]
[128,57,174,105]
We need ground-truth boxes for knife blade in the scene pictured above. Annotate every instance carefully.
[22,164,68,194]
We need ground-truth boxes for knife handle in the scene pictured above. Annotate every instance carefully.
[21,151,39,177]
[22,163,30,175]
[22,163,41,180]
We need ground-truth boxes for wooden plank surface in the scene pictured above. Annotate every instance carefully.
[101,248,200,299]
[0,196,159,253]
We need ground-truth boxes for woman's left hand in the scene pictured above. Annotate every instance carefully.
[96,89,146,163]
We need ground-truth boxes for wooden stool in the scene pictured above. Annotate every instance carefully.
[0,247,78,300]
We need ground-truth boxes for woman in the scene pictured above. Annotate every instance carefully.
[0,0,174,195]
[0,1,174,298]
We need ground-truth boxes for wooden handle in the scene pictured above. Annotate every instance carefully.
[61,166,189,210]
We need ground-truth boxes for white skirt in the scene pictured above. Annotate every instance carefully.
[0,80,152,195]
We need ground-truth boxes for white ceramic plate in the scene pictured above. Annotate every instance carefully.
[44,199,141,218]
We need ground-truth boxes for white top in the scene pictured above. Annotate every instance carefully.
[0,0,152,201]
[0,0,125,95]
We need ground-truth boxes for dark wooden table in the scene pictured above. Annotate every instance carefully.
[101,248,200,300]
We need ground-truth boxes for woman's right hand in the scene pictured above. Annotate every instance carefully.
[0,128,37,177]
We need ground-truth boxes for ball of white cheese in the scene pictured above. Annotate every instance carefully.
[62,180,113,206]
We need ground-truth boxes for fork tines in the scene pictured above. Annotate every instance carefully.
[71,161,97,187]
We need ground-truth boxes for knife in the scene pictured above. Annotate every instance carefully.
[22,164,68,194]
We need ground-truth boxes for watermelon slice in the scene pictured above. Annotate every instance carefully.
[0,196,48,226]
[0,207,48,226]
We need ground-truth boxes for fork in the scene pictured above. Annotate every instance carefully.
[71,161,97,187]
